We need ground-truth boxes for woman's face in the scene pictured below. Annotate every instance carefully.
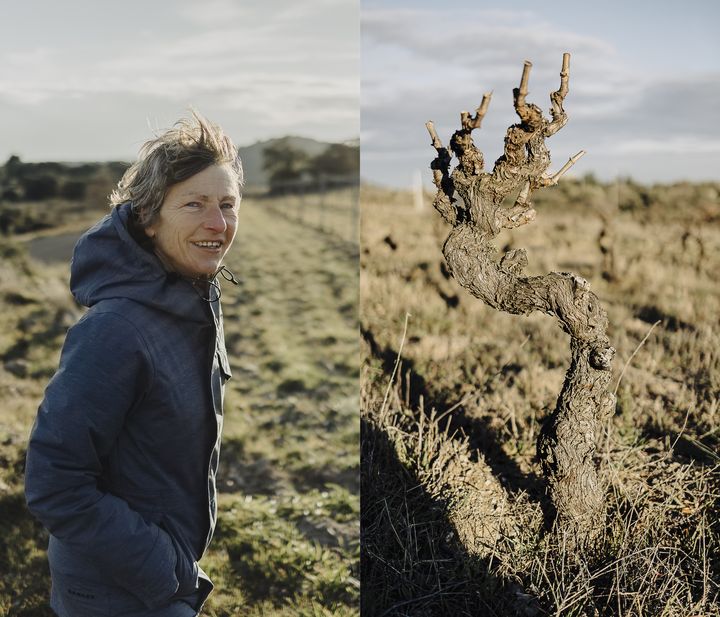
[145,163,240,278]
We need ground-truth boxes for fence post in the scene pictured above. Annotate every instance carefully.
[319,174,326,233]
[350,180,359,244]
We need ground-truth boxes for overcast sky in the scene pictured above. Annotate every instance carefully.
[0,0,359,162]
[362,0,720,186]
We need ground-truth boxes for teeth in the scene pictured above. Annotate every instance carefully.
[194,241,222,248]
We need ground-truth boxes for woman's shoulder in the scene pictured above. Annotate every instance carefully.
[68,300,153,356]
[78,298,146,329]
[54,300,157,389]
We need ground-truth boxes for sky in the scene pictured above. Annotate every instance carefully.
[0,0,359,162]
[2,1,718,185]
[362,0,720,186]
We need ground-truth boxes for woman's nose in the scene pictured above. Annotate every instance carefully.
[203,205,227,232]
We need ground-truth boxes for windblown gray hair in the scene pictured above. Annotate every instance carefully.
[110,111,244,228]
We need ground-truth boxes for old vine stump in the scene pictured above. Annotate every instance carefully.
[426,54,615,546]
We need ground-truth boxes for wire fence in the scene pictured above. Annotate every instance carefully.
[254,174,359,246]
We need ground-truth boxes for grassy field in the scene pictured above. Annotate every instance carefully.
[361,180,720,616]
[0,193,359,616]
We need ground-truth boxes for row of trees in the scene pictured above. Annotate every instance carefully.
[0,156,128,202]
[1,138,361,203]
[262,140,359,194]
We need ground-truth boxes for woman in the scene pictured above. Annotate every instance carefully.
[25,112,242,617]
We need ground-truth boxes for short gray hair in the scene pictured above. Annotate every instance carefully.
[110,111,243,227]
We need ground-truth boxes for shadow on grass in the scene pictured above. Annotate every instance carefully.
[288,464,360,495]
[361,418,528,617]
[217,437,281,496]
[362,326,547,502]
[636,420,720,466]
[218,436,359,497]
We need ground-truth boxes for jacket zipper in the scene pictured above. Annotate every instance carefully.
[202,299,223,554]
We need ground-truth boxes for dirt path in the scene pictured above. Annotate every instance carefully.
[207,197,359,613]
[14,216,101,264]
[26,232,83,264]
[219,197,358,495]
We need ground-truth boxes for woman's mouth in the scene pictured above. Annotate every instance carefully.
[192,241,223,250]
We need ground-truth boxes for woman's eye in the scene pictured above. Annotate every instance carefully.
[221,202,236,210]
[185,202,201,209]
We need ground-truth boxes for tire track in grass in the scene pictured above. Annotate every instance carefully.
[205,196,359,615]
[220,196,357,493]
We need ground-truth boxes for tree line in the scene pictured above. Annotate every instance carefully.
[0,156,128,202]
[262,140,359,195]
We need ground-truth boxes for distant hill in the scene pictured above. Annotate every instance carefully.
[238,136,333,189]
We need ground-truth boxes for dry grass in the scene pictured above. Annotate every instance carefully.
[361,180,720,616]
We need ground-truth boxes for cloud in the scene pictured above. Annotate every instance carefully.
[0,0,358,159]
[178,0,252,25]
[613,137,720,155]
[362,7,619,87]
[361,6,720,185]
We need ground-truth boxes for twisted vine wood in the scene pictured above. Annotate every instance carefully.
[426,54,615,545]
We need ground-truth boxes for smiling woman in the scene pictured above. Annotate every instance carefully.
[111,112,244,282]
[24,112,241,617]
[144,164,240,279]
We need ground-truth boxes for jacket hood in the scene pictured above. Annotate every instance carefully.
[70,202,211,323]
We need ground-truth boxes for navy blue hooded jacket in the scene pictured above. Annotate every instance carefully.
[24,202,232,612]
